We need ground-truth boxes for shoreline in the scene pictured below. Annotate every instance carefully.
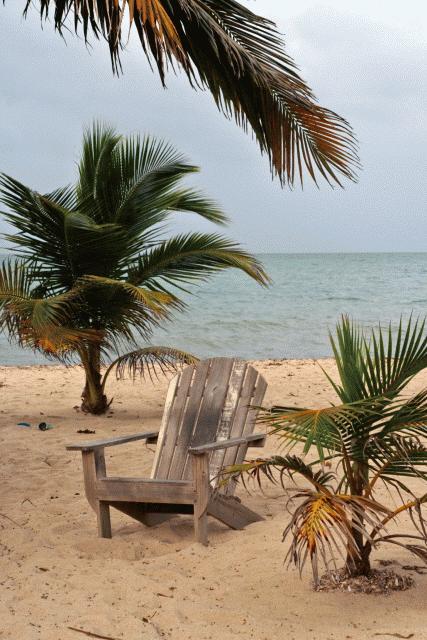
[0,357,336,368]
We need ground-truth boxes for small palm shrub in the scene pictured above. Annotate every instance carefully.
[0,123,268,414]
[225,317,427,585]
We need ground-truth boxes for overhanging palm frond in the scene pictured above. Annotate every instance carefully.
[22,0,359,187]
[102,345,198,387]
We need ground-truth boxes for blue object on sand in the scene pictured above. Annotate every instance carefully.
[17,422,31,427]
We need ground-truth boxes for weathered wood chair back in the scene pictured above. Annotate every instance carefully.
[151,358,267,489]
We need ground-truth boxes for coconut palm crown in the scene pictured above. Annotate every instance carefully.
[13,0,359,187]
[0,123,268,414]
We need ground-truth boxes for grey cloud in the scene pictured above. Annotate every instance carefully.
[291,9,427,125]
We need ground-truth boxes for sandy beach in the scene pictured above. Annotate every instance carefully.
[1,359,426,640]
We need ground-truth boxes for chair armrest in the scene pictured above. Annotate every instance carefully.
[66,431,159,452]
[189,433,266,455]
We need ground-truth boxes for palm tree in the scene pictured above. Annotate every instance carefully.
[14,1,359,187]
[0,122,268,414]
[224,317,427,585]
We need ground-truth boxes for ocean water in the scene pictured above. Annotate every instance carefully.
[1,253,426,365]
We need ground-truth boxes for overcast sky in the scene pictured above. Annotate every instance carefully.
[0,1,426,252]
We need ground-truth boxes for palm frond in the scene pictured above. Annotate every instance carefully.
[259,401,383,460]
[130,232,269,292]
[170,189,228,226]
[369,494,427,565]
[367,435,427,485]
[45,184,77,210]
[78,127,192,225]
[22,0,359,186]
[23,325,103,359]
[0,259,100,358]
[0,260,78,328]
[374,389,427,440]
[331,316,427,403]
[221,454,335,492]
[103,345,198,387]
[375,537,427,565]
[78,274,177,314]
[284,491,387,584]
[0,173,129,287]
[76,122,122,222]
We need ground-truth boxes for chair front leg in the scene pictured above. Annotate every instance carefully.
[81,448,112,539]
[191,452,210,545]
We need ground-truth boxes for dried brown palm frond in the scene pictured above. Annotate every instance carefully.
[284,491,389,584]
[20,0,359,186]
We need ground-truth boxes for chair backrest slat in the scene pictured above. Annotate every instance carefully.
[153,364,194,479]
[222,370,268,494]
[207,360,248,483]
[167,359,211,480]
[180,358,235,480]
[150,358,266,490]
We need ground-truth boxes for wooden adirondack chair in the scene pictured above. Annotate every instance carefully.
[66,357,267,544]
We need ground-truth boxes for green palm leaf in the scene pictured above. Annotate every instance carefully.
[374,389,427,439]
[330,316,427,403]
[367,435,427,483]
[259,401,383,461]
[130,232,269,292]
[78,275,177,314]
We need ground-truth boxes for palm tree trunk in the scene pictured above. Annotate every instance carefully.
[345,524,371,577]
[345,460,371,577]
[80,343,109,414]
